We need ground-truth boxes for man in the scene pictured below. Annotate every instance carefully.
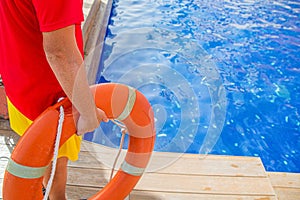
[0,0,108,199]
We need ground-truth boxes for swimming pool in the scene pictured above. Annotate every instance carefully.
[84,0,300,173]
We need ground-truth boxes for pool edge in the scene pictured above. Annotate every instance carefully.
[83,0,113,85]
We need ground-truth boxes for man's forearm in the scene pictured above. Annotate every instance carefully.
[43,25,98,120]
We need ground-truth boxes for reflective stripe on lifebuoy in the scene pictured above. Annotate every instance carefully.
[3,83,156,200]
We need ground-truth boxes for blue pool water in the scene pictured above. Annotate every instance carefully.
[84,0,300,172]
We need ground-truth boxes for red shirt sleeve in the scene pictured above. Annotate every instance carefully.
[32,0,84,32]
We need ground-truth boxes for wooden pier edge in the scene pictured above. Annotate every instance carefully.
[65,140,299,200]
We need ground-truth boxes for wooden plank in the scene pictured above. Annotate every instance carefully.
[267,172,300,188]
[267,172,300,200]
[271,187,300,200]
[83,0,94,20]
[82,0,113,85]
[67,167,275,196]
[67,185,277,200]
[72,141,267,177]
[136,173,275,196]
[149,153,266,177]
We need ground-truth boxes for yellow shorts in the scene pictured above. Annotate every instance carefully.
[7,98,81,161]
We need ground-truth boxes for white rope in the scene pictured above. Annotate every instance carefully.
[109,119,130,199]
[42,111,128,198]
[43,98,65,200]
[109,119,127,181]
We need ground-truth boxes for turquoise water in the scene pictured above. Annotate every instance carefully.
[84,0,300,172]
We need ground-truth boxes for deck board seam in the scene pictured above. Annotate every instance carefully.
[272,186,300,189]
[132,190,277,197]
[143,172,268,178]
[67,183,103,189]
[67,165,268,178]
[66,184,277,197]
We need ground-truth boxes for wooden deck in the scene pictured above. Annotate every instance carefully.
[1,119,300,199]
[68,143,276,200]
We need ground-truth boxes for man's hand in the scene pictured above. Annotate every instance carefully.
[76,108,108,135]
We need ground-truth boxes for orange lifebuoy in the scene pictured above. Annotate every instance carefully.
[3,83,156,200]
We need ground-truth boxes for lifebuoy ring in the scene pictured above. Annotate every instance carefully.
[3,83,156,200]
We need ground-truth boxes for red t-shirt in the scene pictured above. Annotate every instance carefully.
[0,0,84,120]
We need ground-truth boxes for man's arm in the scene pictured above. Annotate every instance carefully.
[42,25,107,135]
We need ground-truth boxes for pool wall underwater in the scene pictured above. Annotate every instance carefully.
[84,0,300,173]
